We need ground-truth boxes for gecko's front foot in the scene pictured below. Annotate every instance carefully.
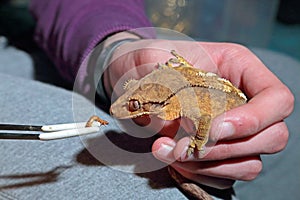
[187,136,206,157]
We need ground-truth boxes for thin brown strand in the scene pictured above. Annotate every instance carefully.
[85,115,109,127]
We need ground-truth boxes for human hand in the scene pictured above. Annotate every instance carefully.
[104,34,294,189]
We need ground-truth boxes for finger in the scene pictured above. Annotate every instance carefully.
[152,137,177,164]
[203,121,289,161]
[175,121,288,162]
[172,156,262,181]
[152,138,263,181]
[152,136,201,162]
[209,85,293,141]
[171,165,235,189]
[199,43,294,141]
[152,139,235,190]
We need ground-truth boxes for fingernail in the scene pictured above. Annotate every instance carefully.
[155,142,175,163]
[211,121,235,140]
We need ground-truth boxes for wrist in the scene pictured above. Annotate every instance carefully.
[102,31,140,48]
[94,32,140,107]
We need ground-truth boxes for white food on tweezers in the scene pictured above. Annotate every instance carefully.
[41,122,101,132]
[39,121,102,140]
[39,126,100,140]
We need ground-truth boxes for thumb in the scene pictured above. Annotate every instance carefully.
[152,137,193,163]
[152,137,177,164]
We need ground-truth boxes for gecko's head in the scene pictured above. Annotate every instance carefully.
[110,79,173,119]
[110,66,189,120]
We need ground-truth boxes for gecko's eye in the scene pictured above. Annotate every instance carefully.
[128,100,140,112]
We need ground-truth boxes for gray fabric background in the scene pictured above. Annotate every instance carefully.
[0,44,299,200]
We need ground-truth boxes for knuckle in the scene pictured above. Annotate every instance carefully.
[279,86,295,117]
[247,113,261,136]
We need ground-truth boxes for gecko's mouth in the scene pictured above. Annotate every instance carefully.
[110,110,152,119]
[110,104,159,119]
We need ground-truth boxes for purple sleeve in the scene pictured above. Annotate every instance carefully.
[29,0,152,83]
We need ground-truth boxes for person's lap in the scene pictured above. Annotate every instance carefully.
[0,51,184,199]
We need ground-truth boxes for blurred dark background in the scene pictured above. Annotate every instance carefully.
[1,0,300,62]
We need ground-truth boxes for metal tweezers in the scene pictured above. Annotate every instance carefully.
[0,121,102,140]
